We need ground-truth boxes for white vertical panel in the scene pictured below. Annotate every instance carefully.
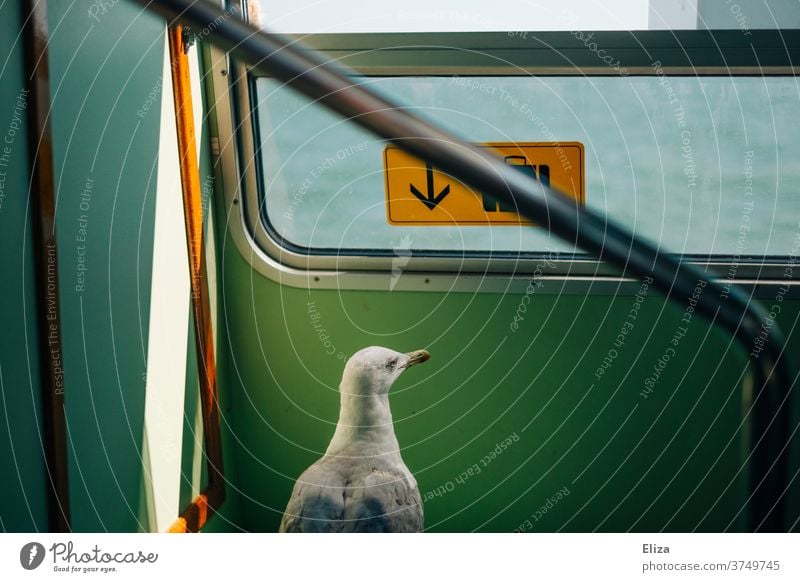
[142,33,191,533]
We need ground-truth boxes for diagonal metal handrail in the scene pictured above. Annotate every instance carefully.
[134,0,794,531]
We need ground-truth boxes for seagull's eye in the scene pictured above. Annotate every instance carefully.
[386,358,398,371]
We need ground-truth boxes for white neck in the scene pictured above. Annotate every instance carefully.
[326,389,400,457]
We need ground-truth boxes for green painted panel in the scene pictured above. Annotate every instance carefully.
[0,0,49,532]
[220,241,799,531]
[192,57,244,531]
[47,1,164,532]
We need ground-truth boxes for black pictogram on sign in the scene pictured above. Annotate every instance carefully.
[482,156,550,212]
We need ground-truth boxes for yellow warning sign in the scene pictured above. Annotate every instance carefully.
[384,142,584,226]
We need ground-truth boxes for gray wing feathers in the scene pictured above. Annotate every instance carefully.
[280,458,423,533]
[279,462,346,532]
[343,469,423,532]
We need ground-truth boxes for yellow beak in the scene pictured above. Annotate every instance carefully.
[404,349,430,367]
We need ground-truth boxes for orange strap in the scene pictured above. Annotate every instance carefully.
[167,26,225,533]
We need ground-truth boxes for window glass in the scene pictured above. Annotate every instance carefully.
[255,74,800,257]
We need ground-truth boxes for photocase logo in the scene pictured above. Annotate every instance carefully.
[20,542,45,570]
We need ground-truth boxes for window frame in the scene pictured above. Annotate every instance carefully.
[210,30,800,293]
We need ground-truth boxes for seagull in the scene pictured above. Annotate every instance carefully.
[279,347,430,533]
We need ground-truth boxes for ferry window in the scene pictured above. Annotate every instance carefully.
[254,74,800,257]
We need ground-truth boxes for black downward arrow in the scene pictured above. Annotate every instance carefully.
[410,163,450,210]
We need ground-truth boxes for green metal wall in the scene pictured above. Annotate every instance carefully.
[0,0,242,532]
[46,0,163,533]
[0,0,48,533]
[218,240,799,531]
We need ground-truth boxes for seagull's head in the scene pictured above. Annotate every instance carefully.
[341,346,430,396]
